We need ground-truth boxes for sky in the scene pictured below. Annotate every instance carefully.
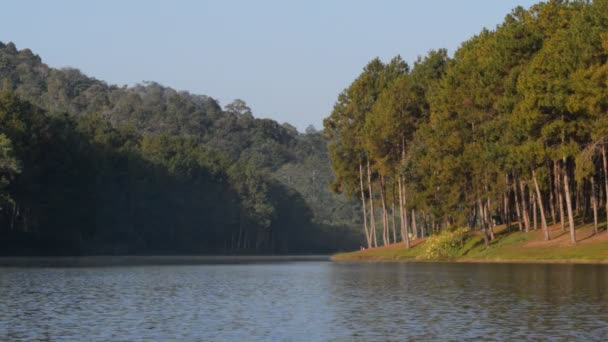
[1,0,539,131]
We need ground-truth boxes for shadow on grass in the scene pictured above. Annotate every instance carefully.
[484,223,530,249]
[459,235,485,256]
[459,224,518,257]
[550,231,568,239]
[577,227,604,242]
[495,223,518,237]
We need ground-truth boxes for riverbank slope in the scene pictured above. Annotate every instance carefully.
[332,222,608,263]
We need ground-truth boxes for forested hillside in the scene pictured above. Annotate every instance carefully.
[7,0,606,257]
[325,0,608,248]
[0,41,361,255]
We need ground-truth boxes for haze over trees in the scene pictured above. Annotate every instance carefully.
[324,0,608,248]
[0,41,361,255]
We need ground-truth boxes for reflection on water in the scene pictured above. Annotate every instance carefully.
[329,263,608,340]
[1,261,608,341]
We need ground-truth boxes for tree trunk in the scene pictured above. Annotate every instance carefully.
[398,176,405,242]
[359,159,371,248]
[391,182,397,243]
[403,191,409,238]
[486,198,495,241]
[412,209,418,241]
[470,205,478,230]
[504,174,511,229]
[532,169,550,241]
[380,175,389,246]
[503,193,508,225]
[479,199,490,247]
[555,160,566,232]
[503,185,509,226]
[600,177,605,211]
[549,179,557,225]
[504,174,512,231]
[421,210,426,238]
[403,183,409,241]
[506,192,512,231]
[398,176,410,248]
[367,160,378,248]
[513,180,523,231]
[575,183,580,215]
[532,190,537,230]
[563,158,576,243]
[10,202,17,232]
[581,183,588,222]
[372,218,378,247]
[591,176,598,235]
[391,202,397,244]
[602,144,608,230]
[519,179,531,232]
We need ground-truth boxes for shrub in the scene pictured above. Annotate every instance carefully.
[419,227,469,259]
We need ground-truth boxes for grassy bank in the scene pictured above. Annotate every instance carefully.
[332,222,608,264]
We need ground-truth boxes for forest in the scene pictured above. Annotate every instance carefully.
[3,0,608,256]
[324,0,608,249]
[0,41,361,255]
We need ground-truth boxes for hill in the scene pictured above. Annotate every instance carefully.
[0,41,362,255]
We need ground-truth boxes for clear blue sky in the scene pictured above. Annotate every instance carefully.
[1,0,538,131]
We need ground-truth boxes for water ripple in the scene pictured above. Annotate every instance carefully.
[1,261,608,341]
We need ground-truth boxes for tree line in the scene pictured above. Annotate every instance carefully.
[0,42,361,255]
[324,0,608,248]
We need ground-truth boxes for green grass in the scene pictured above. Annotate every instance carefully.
[332,242,422,261]
[456,234,484,257]
[332,224,608,263]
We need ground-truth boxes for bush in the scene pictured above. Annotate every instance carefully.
[419,227,469,259]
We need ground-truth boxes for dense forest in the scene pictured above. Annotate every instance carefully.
[324,0,608,248]
[4,0,607,256]
[0,41,361,255]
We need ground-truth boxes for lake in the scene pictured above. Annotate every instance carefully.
[1,260,608,341]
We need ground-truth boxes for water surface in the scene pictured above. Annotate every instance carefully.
[1,260,608,341]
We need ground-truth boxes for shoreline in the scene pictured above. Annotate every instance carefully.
[0,255,330,267]
[331,224,608,265]
[331,255,608,265]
